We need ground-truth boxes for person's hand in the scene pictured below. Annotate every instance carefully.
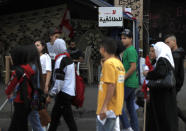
[46,96,51,104]
[100,112,106,120]
[143,71,149,77]
[44,85,49,94]
[100,106,107,120]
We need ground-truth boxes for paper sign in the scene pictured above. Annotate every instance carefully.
[98,7,123,27]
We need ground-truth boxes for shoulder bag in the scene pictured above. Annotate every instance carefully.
[147,59,176,89]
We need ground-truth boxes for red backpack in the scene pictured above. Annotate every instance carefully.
[58,55,86,108]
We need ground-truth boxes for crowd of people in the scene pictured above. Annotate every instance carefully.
[96,30,186,131]
[3,27,186,131]
[5,28,80,131]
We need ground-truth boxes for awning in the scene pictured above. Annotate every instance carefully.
[89,0,113,7]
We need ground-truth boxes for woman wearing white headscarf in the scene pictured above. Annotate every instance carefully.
[47,38,77,131]
[145,42,178,131]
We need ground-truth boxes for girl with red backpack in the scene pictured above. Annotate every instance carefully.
[5,46,35,131]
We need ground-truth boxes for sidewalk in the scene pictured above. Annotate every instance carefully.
[0,83,98,117]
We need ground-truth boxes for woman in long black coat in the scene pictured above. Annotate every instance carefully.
[145,42,178,131]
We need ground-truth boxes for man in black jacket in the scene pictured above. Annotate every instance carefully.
[165,34,186,123]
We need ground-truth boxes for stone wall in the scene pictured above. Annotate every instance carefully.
[0,4,66,49]
[0,4,105,82]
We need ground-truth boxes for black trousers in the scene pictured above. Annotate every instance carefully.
[8,102,30,131]
[48,92,77,131]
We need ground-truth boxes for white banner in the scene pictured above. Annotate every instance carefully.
[98,7,123,27]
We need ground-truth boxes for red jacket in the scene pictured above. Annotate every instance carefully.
[5,64,35,103]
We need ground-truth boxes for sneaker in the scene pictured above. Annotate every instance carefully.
[122,127,134,131]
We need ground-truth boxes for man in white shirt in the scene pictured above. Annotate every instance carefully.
[46,28,61,65]
[46,28,61,87]
[46,39,77,131]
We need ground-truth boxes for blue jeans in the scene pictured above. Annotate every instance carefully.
[28,110,44,131]
[120,86,139,131]
[96,118,116,131]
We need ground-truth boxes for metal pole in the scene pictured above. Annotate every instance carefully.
[143,22,149,56]
[143,99,147,131]
[133,20,136,47]
[134,20,141,85]
[143,21,149,46]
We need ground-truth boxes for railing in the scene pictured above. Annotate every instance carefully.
[0,99,8,111]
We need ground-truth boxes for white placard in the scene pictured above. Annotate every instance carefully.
[98,7,123,27]
[125,8,131,13]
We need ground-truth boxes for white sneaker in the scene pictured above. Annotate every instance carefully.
[122,127,134,131]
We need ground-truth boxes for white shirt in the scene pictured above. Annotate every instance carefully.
[40,53,52,74]
[143,62,156,84]
[50,55,76,96]
[46,42,56,60]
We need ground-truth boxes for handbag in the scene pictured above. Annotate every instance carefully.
[39,108,51,126]
[147,59,176,89]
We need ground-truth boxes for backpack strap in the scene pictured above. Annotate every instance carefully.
[60,57,73,71]
[15,66,25,80]
[15,66,33,109]
[55,56,73,80]
[9,66,25,101]
[15,66,34,89]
